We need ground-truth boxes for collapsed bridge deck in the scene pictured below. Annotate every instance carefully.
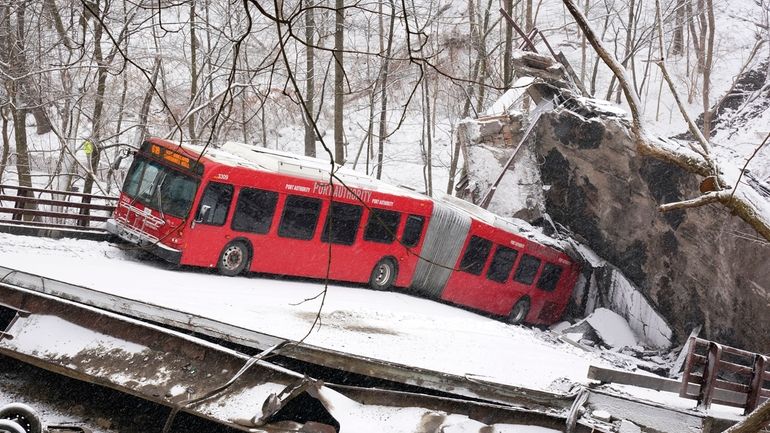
[0,233,747,432]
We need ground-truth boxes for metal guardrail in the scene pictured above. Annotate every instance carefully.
[0,184,117,232]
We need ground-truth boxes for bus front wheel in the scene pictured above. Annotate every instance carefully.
[369,258,397,291]
[218,241,249,276]
[507,297,530,325]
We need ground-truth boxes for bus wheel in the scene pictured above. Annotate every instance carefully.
[0,420,26,433]
[369,258,397,291]
[0,403,42,433]
[218,241,249,276]
[507,297,530,325]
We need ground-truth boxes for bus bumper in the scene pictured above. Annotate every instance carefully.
[106,218,182,264]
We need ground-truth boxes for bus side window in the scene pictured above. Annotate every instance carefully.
[322,202,363,245]
[231,188,278,234]
[486,246,518,283]
[364,209,401,244]
[513,254,542,285]
[536,263,563,292]
[278,195,322,240]
[402,215,424,247]
[196,182,233,226]
[459,236,492,275]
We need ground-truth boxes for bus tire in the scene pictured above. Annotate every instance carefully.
[507,297,530,325]
[0,403,42,433]
[369,258,397,291]
[0,420,26,433]
[217,241,249,276]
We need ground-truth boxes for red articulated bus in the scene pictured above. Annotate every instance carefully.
[108,137,580,325]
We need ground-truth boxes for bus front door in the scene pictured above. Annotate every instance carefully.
[187,182,235,268]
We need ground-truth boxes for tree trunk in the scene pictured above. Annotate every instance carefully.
[615,0,635,104]
[522,0,532,112]
[502,0,514,88]
[189,1,199,142]
[82,1,108,204]
[422,78,433,195]
[446,123,458,194]
[11,92,35,221]
[12,1,51,136]
[304,0,316,157]
[4,1,35,220]
[0,109,9,183]
[376,0,395,180]
[333,0,345,164]
[580,0,589,83]
[672,0,685,55]
[701,0,715,138]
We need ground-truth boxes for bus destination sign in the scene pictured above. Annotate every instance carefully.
[149,144,192,169]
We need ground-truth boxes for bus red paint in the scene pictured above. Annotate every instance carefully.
[108,138,580,325]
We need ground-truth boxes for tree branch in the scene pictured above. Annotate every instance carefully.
[563,0,770,243]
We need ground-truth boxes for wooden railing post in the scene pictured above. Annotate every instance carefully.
[698,342,723,410]
[746,355,768,414]
[680,336,699,399]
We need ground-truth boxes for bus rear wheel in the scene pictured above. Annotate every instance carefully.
[507,297,530,325]
[369,258,397,291]
[218,241,249,276]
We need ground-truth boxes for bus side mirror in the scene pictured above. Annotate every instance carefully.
[196,205,211,223]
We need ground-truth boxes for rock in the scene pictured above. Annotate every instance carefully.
[534,101,770,351]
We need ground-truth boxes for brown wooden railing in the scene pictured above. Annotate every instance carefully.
[0,184,117,232]
[681,336,770,414]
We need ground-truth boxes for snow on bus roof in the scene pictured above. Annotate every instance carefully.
[169,139,565,252]
[176,140,430,202]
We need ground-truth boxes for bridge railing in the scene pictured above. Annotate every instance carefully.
[681,336,770,414]
[0,184,117,232]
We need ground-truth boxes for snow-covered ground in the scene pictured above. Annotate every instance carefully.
[0,232,746,422]
[0,232,602,391]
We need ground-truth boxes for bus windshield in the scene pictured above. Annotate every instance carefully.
[123,155,199,219]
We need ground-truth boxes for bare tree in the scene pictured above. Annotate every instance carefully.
[304,0,316,157]
[189,2,199,142]
[1,1,36,218]
[334,0,345,164]
[376,0,395,180]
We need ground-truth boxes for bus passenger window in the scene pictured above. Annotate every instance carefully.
[459,236,492,275]
[232,188,278,234]
[402,215,424,247]
[536,263,563,292]
[513,254,542,285]
[486,246,518,283]
[196,182,233,226]
[278,195,322,240]
[322,202,363,245]
[364,209,400,244]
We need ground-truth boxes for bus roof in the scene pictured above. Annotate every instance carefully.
[165,140,431,203]
[156,138,567,255]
